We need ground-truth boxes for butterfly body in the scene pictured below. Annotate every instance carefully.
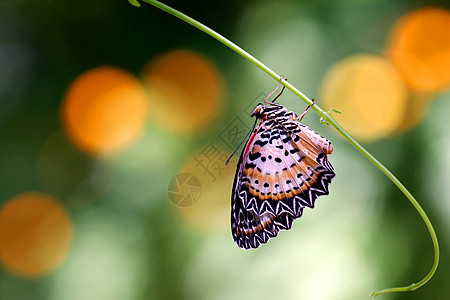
[231,102,335,249]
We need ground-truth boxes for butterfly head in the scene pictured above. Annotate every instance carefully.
[251,103,286,120]
[250,103,266,119]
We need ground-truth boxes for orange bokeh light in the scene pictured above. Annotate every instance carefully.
[321,55,408,141]
[387,7,450,92]
[142,50,223,132]
[62,66,149,154]
[0,192,73,277]
[395,92,432,133]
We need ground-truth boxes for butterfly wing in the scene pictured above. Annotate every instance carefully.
[231,119,335,249]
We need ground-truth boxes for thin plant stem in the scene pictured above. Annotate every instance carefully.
[129,0,439,297]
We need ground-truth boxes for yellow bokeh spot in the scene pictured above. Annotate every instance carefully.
[321,54,408,141]
[0,192,73,277]
[62,66,149,154]
[395,92,432,133]
[142,50,223,132]
[387,7,450,92]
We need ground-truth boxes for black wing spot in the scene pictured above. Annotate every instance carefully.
[282,136,292,143]
[245,162,256,169]
[260,132,270,139]
[275,157,282,163]
[248,152,261,161]
[254,139,268,147]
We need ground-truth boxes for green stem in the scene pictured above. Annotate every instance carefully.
[130,0,439,297]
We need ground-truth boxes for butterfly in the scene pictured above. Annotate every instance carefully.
[230,77,335,249]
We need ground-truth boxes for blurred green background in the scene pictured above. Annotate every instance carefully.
[0,0,449,299]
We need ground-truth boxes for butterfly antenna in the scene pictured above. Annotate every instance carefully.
[225,119,258,165]
[264,76,286,105]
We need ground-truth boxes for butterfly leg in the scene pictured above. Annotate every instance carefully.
[295,99,316,122]
[271,83,286,103]
[264,76,286,105]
